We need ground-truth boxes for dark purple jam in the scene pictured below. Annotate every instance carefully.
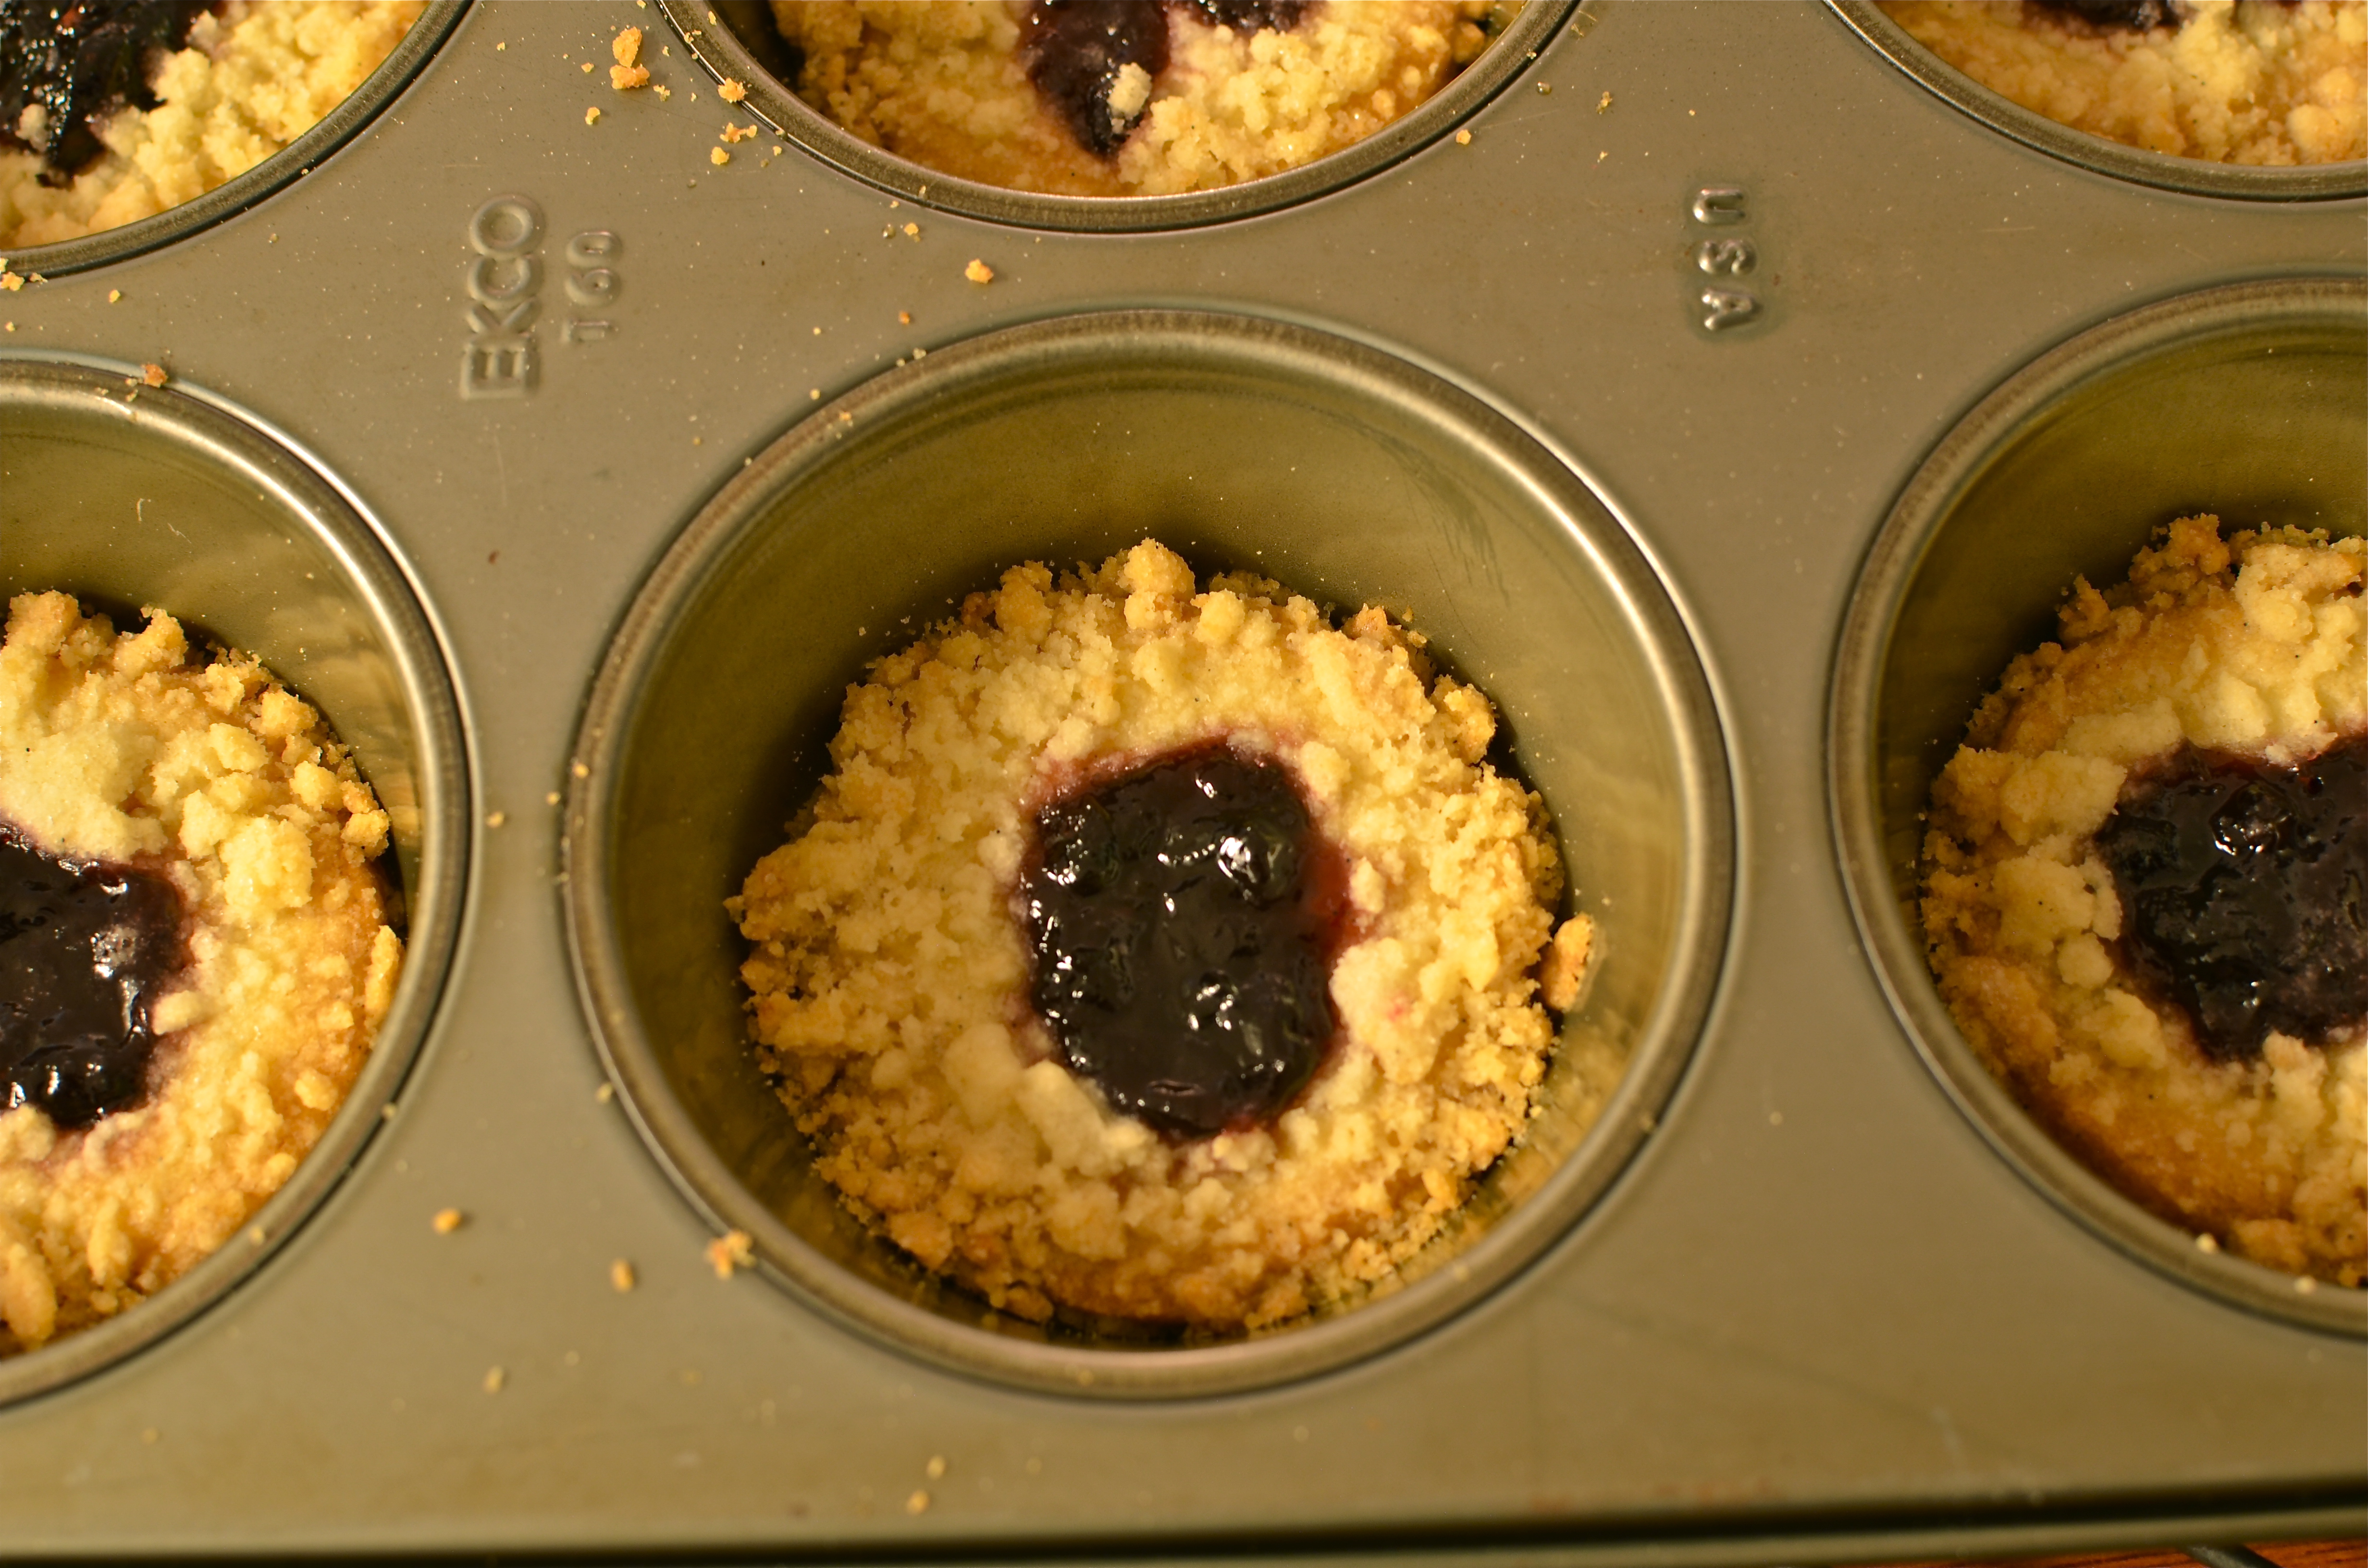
[0,1,215,180]
[2029,0,2187,30]
[1020,744,1353,1139]
[2095,735,2366,1062]
[1020,0,1311,158]
[0,825,186,1129]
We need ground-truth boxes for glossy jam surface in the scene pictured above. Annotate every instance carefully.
[1020,0,1312,157]
[0,0,213,178]
[1021,745,1352,1139]
[0,826,187,1128]
[2097,735,2366,1061]
[2029,0,2186,30]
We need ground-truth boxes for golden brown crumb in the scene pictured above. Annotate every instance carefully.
[925,1456,947,1480]
[611,63,650,89]
[139,362,166,387]
[1539,914,1597,1012]
[485,809,506,828]
[704,1229,753,1279]
[107,289,121,303]
[963,258,993,283]
[710,147,730,165]
[0,273,22,292]
[719,77,748,102]
[613,25,643,66]
[898,309,913,324]
[609,1259,636,1292]
[585,106,601,125]
[431,1207,465,1234]
[1596,90,1612,111]
[905,1491,930,1516]
[482,1366,506,1393]
[1453,128,1471,144]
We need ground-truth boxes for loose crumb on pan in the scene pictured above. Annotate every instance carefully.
[730,541,1610,1332]
[704,1229,753,1278]
[482,1366,506,1393]
[139,363,167,388]
[610,1258,637,1292]
[963,257,993,283]
[431,1207,465,1234]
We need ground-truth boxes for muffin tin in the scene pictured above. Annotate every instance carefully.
[0,0,2361,1559]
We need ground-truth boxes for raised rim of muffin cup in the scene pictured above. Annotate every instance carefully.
[0,352,471,1403]
[1825,1,2368,203]
[1828,277,2368,1336]
[0,0,469,278]
[564,308,1733,1398]
[660,0,1578,233]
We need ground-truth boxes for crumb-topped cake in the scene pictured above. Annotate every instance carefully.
[1921,518,2366,1285]
[0,0,424,249]
[1877,0,2366,166]
[731,541,1599,1330]
[0,592,402,1352]
[766,0,1508,197]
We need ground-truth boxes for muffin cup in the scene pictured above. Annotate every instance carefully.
[0,353,470,1402]
[1825,1,2368,201]
[0,1,467,277]
[664,0,1577,232]
[1828,277,2367,1334]
[564,309,1731,1397]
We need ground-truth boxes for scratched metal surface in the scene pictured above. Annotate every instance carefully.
[0,0,2361,1558]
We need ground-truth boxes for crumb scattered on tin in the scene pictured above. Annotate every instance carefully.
[571,762,590,779]
[545,790,562,805]
[485,810,506,828]
[963,258,994,284]
[897,311,912,325]
[905,1490,930,1516]
[595,1081,616,1103]
[0,273,20,292]
[107,289,121,303]
[925,1456,947,1480]
[580,61,594,74]
[1454,128,1471,145]
[2196,1233,2222,1254]
[610,1259,636,1292]
[138,363,167,387]
[432,1207,466,1234]
[705,1229,753,1279]
[612,63,650,89]
[1597,90,1612,112]
[1536,81,1551,94]
[585,106,602,125]
[614,26,643,66]
[483,1366,506,1393]
[719,78,747,103]
[654,84,672,101]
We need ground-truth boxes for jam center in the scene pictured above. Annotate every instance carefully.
[0,1,216,179]
[2095,734,2366,1061]
[1020,0,1312,158]
[1020,743,1351,1139]
[0,825,186,1128]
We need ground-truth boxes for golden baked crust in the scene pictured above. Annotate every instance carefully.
[768,0,1501,196]
[0,0,425,249]
[731,542,1598,1329]
[0,593,401,1351]
[1921,519,2366,1285]
[1878,0,2367,165]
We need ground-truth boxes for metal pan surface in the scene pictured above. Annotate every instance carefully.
[0,0,2358,1560]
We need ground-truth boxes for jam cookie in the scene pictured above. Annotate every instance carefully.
[0,0,424,248]
[731,541,1600,1330]
[0,592,402,1352]
[766,0,1506,196]
[1921,518,2365,1285]
[1876,0,2366,165]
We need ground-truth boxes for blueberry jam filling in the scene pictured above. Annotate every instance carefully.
[1021,0,1312,158]
[0,1,216,181]
[2095,734,2366,1062]
[0,825,187,1129]
[1020,744,1353,1139]
[2028,0,2187,31]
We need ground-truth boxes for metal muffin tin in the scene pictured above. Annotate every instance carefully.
[0,0,2361,1559]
